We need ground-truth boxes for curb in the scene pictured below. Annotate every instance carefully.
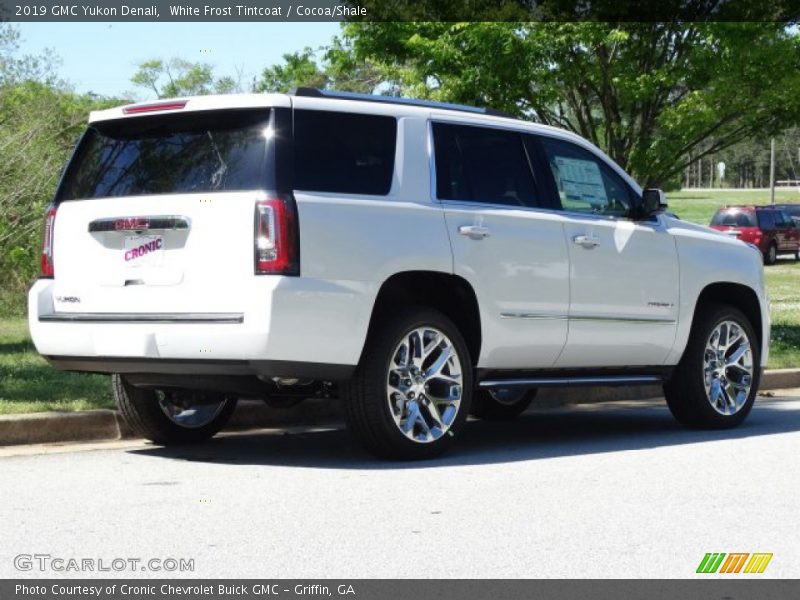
[2,368,799,447]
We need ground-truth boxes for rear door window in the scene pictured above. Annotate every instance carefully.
[432,122,538,207]
[777,211,793,228]
[57,109,273,201]
[293,110,397,196]
[757,210,776,229]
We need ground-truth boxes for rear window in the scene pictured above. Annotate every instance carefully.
[711,209,756,228]
[57,109,273,201]
[293,110,397,195]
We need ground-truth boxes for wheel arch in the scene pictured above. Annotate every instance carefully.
[363,271,482,366]
[688,282,764,358]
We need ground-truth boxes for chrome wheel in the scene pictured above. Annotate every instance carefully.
[386,326,463,444]
[158,391,228,429]
[703,320,754,416]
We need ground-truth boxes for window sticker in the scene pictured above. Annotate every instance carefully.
[553,156,608,208]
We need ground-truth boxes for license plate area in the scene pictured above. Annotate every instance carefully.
[124,235,165,268]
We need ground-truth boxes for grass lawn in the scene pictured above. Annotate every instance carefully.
[0,188,798,414]
[0,318,113,414]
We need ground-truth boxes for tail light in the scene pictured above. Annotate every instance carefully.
[40,204,57,278]
[254,196,299,275]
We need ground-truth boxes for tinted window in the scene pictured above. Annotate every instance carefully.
[293,110,396,195]
[777,211,793,227]
[778,204,800,218]
[432,123,537,207]
[58,110,272,201]
[757,210,776,229]
[710,209,757,227]
[538,136,632,217]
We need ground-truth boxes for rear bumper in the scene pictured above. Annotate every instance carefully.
[28,276,373,378]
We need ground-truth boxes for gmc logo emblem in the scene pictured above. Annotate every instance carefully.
[115,217,149,231]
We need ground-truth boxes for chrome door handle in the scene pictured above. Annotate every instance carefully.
[573,234,599,248]
[459,225,491,240]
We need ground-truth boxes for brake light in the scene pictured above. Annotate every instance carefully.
[40,204,57,278]
[123,101,187,114]
[254,197,299,275]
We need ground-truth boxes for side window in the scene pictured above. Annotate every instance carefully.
[537,136,633,218]
[758,210,775,229]
[293,110,396,195]
[432,122,537,207]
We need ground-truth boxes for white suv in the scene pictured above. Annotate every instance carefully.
[28,89,770,459]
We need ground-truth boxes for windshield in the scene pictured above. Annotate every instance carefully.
[710,209,757,228]
[57,109,273,201]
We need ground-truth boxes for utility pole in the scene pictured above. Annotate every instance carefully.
[770,138,776,204]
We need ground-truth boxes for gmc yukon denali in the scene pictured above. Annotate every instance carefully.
[28,89,770,459]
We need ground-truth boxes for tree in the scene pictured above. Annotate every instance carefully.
[0,23,61,87]
[254,48,330,93]
[0,25,123,309]
[254,42,382,94]
[342,22,800,187]
[131,58,242,98]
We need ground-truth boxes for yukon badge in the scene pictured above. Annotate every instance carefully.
[56,296,81,304]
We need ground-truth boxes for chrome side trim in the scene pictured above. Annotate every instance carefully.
[39,312,243,324]
[500,312,675,324]
[479,375,663,389]
[88,216,190,233]
[569,315,677,324]
[500,312,568,321]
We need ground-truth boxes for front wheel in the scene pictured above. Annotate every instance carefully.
[343,307,473,460]
[664,304,760,429]
[114,375,237,444]
[471,387,537,420]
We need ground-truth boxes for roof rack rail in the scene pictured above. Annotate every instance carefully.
[290,87,514,119]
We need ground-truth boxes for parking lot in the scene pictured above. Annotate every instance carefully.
[2,391,799,579]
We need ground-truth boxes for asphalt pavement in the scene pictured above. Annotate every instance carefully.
[1,391,799,578]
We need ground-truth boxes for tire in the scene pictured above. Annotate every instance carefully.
[664,304,760,430]
[113,375,237,444]
[471,387,537,420]
[764,242,777,265]
[343,307,473,460]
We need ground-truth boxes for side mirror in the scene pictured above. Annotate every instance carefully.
[641,188,668,218]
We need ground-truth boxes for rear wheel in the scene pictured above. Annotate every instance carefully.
[113,375,237,444]
[471,387,537,420]
[664,304,759,429]
[765,242,778,265]
[343,307,473,460]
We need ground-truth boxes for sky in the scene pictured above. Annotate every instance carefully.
[15,22,341,99]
